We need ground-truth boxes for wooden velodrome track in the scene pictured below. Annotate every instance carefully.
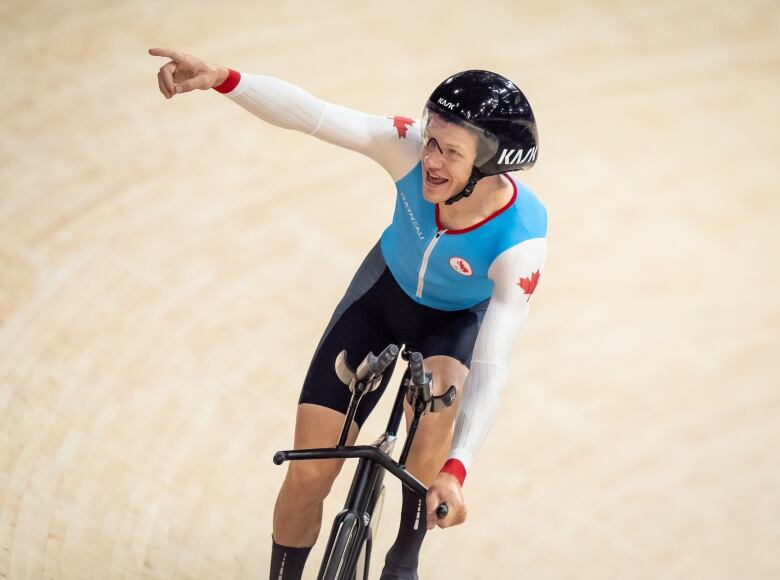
[1,1,778,578]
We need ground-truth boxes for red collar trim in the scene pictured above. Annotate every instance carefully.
[435,174,518,234]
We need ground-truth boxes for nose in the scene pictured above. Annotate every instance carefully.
[424,147,445,168]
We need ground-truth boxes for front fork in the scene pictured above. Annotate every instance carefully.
[317,456,387,579]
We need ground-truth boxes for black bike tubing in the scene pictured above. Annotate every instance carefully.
[322,455,376,579]
[342,520,367,580]
[345,462,386,577]
[337,389,363,447]
[333,448,388,579]
[343,457,374,511]
[319,511,359,580]
[385,367,410,437]
[398,407,423,467]
[362,531,372,580]
[365,464,386,523]
[338,517,370,580]
[318,509,352,578]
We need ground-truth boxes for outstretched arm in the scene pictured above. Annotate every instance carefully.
[149,47,420,181]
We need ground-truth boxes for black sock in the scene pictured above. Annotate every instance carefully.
[380,485,427,579]
[269,537,311,580]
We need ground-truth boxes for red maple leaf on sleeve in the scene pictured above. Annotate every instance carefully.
[389,116,415,139]
[516,269,541,301]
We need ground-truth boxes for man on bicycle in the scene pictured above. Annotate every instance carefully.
[150,47,547,580]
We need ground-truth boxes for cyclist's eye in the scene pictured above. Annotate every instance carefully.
[447,149,462,159]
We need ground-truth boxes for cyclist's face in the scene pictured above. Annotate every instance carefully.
[420,114,479,203]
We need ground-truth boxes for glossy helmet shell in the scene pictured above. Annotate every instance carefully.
[425,70,538,175]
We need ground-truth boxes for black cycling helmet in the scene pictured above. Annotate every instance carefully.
[422,70,538,204]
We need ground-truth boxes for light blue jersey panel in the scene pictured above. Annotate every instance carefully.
[380,162,547,311]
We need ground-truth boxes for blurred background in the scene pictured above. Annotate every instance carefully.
[1,0,778,578]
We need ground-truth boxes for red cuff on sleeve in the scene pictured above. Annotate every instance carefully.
[213,69,240,94]
[440,459,467,486]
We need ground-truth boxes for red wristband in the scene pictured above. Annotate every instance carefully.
[213,68,240,94]
[440,458,467,486]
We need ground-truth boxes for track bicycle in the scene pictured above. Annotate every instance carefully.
[273,344,455,579]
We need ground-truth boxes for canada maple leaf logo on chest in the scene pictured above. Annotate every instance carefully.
[516,270,541,301]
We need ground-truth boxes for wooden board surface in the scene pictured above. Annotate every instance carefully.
[1,1,779,578]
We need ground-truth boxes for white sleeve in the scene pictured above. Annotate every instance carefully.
[447,237,547,472]
[216,72,420,181]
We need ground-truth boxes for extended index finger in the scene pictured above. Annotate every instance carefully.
[148,47,187,62]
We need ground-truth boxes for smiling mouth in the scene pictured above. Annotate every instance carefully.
[425,170,448,187]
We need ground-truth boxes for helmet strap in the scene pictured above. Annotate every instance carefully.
[444,167,485,205]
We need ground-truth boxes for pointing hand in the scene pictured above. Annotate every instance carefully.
[148,47,228,99]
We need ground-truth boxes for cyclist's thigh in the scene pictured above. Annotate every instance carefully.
[299,246,399,429]
[298,296,397,429]
[290,403,360,484]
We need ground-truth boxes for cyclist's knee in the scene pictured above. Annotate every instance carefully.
[423,355,468,396]
[284,460,341,501]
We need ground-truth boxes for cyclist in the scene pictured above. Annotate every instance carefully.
[149,47,547,580]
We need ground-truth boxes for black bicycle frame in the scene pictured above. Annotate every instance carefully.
[272,353,437,580]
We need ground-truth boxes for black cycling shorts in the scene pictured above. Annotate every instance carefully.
[299,242,488,427]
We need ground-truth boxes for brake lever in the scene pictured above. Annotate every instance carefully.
[429,385,457,413]
[335,345,399,395]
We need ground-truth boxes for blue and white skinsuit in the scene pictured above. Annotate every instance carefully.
[214,71,547,479]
